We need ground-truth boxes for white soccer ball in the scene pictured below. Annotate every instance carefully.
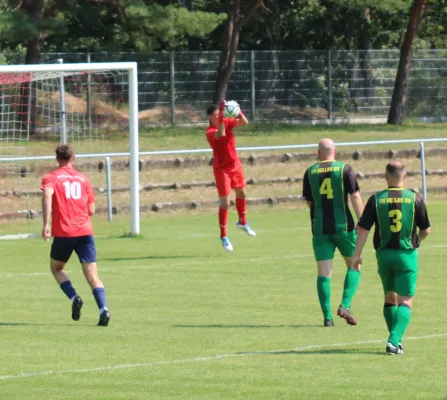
[224,100,241,118]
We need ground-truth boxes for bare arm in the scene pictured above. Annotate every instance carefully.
[215,100,226,138]
[351,226,370,271]
[306,201,312,208]
[42,188,54,241]
[350,191,364,219]
[235,111,248,128]
[215,121,226,138]
[88,202,95,216]
[418,227,430,241]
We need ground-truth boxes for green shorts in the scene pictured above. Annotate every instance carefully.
[312,230,356,261]
[376,249,418,297]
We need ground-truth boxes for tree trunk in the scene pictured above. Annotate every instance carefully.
[19,0,45,134]
[387,0,426,125]
[213,0,263,103]
[360,9,373,109]
[213,0,240,103]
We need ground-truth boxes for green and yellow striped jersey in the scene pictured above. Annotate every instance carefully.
[358,188,431,250]
[302,160,359,235]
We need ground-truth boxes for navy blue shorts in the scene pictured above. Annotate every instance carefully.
[51,235,97,264]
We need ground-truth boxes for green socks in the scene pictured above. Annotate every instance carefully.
[388,304,411,346]
[317,276,333,320]
[341,268,361,309]
[383,303,397,333]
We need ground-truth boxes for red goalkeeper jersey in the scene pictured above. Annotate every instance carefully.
[206,118,240,170]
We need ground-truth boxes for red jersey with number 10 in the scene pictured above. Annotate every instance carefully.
[206,118,240,170]
[40,166,95,237]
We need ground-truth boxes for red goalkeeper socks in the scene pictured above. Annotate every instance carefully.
[219,207,228,237]
[236,198,247,225]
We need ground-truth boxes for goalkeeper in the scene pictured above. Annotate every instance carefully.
[205,100,255,252]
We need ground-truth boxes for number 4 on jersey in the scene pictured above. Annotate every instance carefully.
[63,181,82,200]
[319,178,334,199]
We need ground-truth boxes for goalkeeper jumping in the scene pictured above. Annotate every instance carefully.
[205,100,255,252]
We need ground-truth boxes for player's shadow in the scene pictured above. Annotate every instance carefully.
[237,348,383,356]
[173,324,321,329]
[103,255,197,261]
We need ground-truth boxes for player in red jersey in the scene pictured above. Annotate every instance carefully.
[41,144,110,326]
[206,100,256,252]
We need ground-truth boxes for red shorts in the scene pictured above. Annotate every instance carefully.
[214,165,246,196]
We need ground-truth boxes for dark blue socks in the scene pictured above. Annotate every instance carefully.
[60,280,77,300]
[92,287,108,311]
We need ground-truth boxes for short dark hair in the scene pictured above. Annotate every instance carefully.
[56,144,74,161]
[386,161,405,179]
[206,104,218,116]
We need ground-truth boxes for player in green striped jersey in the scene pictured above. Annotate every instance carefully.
[302,138,364,327]
[352,161,431,355]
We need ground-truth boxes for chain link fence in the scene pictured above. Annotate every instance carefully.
[2,50,447,125]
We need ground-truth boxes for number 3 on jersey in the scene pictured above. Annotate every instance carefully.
[63,181,82,200]
[389,209,402,232]
[319,178,334,199]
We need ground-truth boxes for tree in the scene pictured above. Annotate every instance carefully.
[388,0,426,124]
[0,1,226,55]
[213,0,263,103]
[0,0,68,63]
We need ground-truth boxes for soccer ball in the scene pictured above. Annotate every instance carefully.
[224,100,240,118]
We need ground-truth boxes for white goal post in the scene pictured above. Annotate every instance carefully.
[0,62,140,236]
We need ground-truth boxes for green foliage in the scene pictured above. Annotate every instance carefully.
[0,10,38,43]
[0,0,225,53]
[120,2,226,51]
[335,0,412,11]
[0,1,68,52]
[0,0,445,57]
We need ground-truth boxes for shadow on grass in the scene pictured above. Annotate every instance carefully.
[237,348,384,356]
[103,255,197,261]
[173,324,321,329]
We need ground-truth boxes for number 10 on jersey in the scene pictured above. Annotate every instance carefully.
[63,181,82,200]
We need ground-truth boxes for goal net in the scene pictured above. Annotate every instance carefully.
[0,62,140,238]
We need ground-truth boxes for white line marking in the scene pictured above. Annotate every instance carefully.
[419,244,447,250]
[0,233,39,241]
[0,332,445,381]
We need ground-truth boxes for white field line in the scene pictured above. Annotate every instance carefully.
[0,332,446,381]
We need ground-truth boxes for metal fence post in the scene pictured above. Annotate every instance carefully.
[327,50,333,122]
[86,53,92,130]
[250,50,256,121]
[57,59,67,144]
[420,142,427,201]
[105,157,113,221]
[170,51,175,125]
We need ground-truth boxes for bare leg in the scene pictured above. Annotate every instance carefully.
[51,258,83,321]
[81,262,104,289]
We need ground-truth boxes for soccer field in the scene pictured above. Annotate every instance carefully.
[0,203,446,399]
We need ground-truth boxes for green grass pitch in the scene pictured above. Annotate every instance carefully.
[0,202,446,399]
